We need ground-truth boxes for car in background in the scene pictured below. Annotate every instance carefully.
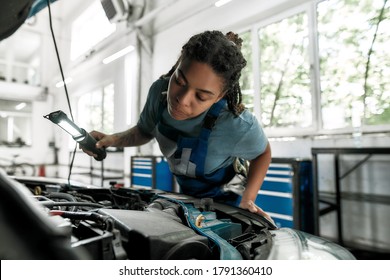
[0,170,355,260]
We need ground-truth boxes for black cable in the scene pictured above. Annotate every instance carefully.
[68,145,77,188]
[46,0,74,121]
[46,0,77,187]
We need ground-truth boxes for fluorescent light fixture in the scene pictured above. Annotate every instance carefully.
[102,45,135,64]
[215,0,233,7]
[55,77,73,88]
[44,110,106,161]
[15,102,27,110]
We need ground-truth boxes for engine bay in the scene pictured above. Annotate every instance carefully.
[2,175,275,260]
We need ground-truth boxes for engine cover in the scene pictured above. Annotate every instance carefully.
[98,208,212,259]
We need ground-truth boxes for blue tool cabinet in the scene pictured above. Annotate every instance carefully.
[255,158,314,233]
[130,156,173,191]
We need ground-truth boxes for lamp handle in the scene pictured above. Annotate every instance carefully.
[75,129,107,161]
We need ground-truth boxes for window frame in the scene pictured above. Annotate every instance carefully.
[76,82,115,135]
[0,100,33,146]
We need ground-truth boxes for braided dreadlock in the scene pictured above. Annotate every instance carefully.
[162,30,247,116]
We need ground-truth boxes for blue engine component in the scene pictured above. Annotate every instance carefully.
[158,195,243,260]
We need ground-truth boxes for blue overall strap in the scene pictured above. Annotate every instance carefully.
[175,98,238,199]
[193,98,227,176]
[199,98,226,140]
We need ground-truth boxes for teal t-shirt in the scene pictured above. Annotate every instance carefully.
[137,78,268,175]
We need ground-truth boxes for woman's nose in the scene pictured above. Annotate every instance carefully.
[177,90,192,107]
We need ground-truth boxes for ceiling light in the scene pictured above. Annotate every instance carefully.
[102,45,135,64]
[55,77,73,88]
[215,0,233,7]
[15,102,26,110]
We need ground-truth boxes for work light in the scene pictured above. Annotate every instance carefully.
[44,110,106,161]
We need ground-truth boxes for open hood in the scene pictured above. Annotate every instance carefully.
[0,0,57,41]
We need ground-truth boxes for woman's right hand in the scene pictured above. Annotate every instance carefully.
[80,130,115,158]
[81,126,153,158]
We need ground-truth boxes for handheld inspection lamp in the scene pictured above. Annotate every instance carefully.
[44,110,106,161]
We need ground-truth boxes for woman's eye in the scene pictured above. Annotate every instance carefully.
[196,94,206,102]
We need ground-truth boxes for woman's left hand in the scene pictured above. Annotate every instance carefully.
[239,200,277,228]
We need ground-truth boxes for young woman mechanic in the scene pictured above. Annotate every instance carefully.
[83,30,273,222]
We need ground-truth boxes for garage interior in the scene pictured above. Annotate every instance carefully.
[0,0,389,260]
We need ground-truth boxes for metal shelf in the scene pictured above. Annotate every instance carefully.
[312,147,390,247]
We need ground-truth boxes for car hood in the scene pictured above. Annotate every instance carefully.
[0,0,57,41]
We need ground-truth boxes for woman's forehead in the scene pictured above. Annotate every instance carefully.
[178,59,225,92]
[177,60,223,95]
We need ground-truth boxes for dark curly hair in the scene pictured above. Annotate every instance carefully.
[162,30,247,116]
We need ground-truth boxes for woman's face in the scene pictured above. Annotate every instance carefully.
[167,59,225,120]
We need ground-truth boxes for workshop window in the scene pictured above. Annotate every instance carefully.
[258,12,311,129]
[318,0,390,130]
[77,83,114,134]
[0,100,32,146]
[240,0,390,136]
[70,1,116,61]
